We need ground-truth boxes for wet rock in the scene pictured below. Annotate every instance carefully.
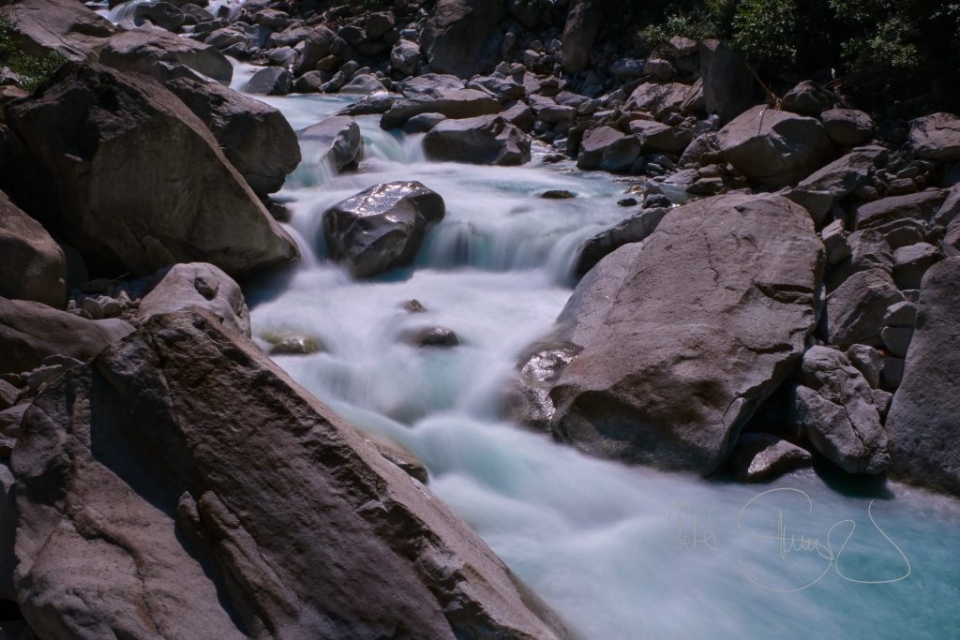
[9,311,572,639]
[423,115,530,166]
[2,63,297,278]
[166,77,301,195]
[790,346,889,474]
[541,190,576,199]
[402,326,459,348]
[820,108,874,146]
[909,112,960,162]
[0,297,133,375]
[730,434,812,482]
[822,269,904,348]
[299,115,364,173]
[574,207,669,277]
[381,88,500,130]
[338,94,395,117]
[263,332,323,356]
[403,299,427,313]
[323,182,445,278]
[524,194,822,474]
[421,0,504,78]
[368,437,429,484]
[717,105,833,187]
[0,190,65,309]
[100,27,232,85]
[508,340,581,431]
[887,257,960,494]
[134,1,184,32]
[138,263,250,337]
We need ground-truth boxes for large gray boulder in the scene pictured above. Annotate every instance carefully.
[423,115,530,166]
[517,194,823,474]
[909,112,960,162]
[790,346,889,474]
[0,0,115,62]
[699,40,753,124]
[0,190,65,309]
[323,182,445,278]
[717,105,834,187]
[298,115,364,173]
[560,0,601,74]
[576,126,640,173]
[2,63,297,278]
[887,257,960,495]
[822,269,904,348]
[138,263,251,337]
[10,311,572,640]
[166,77,301,195]
[99,28,233,85]
[0,297,133,375]
[574,207,670,277]
[421,0,505,78]
[787,146,885,224]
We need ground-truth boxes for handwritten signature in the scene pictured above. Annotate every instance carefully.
[669,488,912,592]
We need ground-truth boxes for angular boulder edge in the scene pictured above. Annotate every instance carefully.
[10,310,572,640]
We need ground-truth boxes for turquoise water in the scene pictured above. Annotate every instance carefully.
[241,80,960,640]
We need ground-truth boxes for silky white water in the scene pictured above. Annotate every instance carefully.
[239,79,960,639]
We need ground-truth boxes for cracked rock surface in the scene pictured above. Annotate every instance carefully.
[513,193,824,474]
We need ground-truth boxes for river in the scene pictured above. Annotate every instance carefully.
[226,74,960,639]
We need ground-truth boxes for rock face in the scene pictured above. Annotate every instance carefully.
[0,297,133,375]
[561,0,601,74]
[518,194,823,474]
[100,28,233,85]
[0,190,65,309]
[574,207,669,277]
[298,115,364,173]
[423,115,530,166]
[790,346,889,474]
[138,263,251,337]
[2,63,297,278]
[421,0,505,78]
[10,311,571,640]
[887,257,960,495]
[323,182,445,278]
[717,105,833,187]
[166,77,301,195]
[909,112,960,161]
[0,0,115,62]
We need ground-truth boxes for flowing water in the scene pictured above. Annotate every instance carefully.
[241,85,960,639]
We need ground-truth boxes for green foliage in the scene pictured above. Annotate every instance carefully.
[637,10,720,51]
[730,0,799,68]
[0,17,66,93]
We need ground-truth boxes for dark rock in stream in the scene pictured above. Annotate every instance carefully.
[423,115,531,166]
[9,310,573,639]
[514,194,823,475]
[323,181,445,278]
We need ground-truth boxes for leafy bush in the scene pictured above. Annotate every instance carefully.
[0,17,66,93]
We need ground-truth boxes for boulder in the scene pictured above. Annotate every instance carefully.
[404,112,447,134]
[574,207,669,277]
[401,326,460,348]
[822,269,904,348]
[717,105,833,187]
[0,297,133,375]
[820,108,874,146]
[909,112,960,161]
[2,63,297,278]
[854,190,945,231]
[0,0,115,62]
[629,120,693,155]
[0,190,65,309]
[790,346,889,474]
[298,116,364,173]
[341,74,387,95]
[138,263,251,337]
[423,115,530,166]
[242,66,292,95]
[0,460,13,600]
[10,311,571,640]
[560,0,601,74]
[781,80,833,116]
[100,28,232,85]
[166,77,301,195]
[519,194,823,474]
[380,87,499,130]
[468,75,525,102]
[390,39,421,76]
[893,242,939,290]
[323,182,445,278]
[292,26,337,76]
[887,258,960,494]
[576,126,640,173]
[134,1,185,32]
[624,82,690,119]
[787,146,885,224]
[729,434,811,481]
[699,40,753,124]
[421,0,505,78]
